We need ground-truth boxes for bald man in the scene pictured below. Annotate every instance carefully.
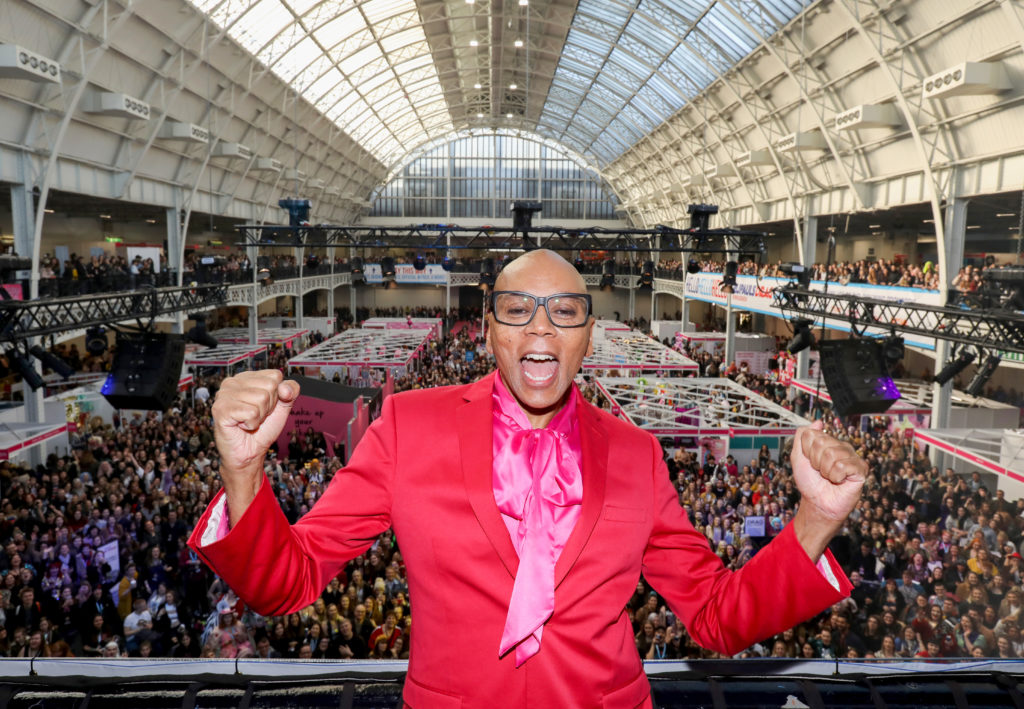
[190,250,863,708]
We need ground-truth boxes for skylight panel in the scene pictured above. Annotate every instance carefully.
[577,0,632,25]
[275,37,322,83]
[234,0,286,55]
[315,12,365,48]
[380,27,422,54]
[306,68,345,104]
[188,0,450,166]
[195,0,253,27]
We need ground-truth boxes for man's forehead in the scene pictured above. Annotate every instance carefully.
[493,249,585,293]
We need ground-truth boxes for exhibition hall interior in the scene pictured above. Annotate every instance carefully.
[2,0,1024,706]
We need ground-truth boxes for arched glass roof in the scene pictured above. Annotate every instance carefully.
[189,0,805,169]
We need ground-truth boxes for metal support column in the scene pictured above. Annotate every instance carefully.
[931,197,968,435]
[724,236,740,366]
[294,245,304,328]
[166,203,185,334]
[10,161,43,466]
[724,296,737,365]
[248,242,259,345]
[445,234,451,317]
[796,215,818,379]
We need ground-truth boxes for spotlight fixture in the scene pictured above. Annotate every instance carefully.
[721,260,738,294]
[779,262,812,288]
[966,353,1001,397]
[8,349,44,391]
[479,258,496,289]
[441,254,454,272]
[413,253,426,271]
[85,327,108,356]
[787,318,815,355]
[934,350,976,386]
[882,331,904,368]
[380,257,396,279]
[600,259,615,291]
[186,313,218,349]
[29,345,73,380]
[350,256,365,284]
[686,259,701,275]
[257,267,273,286]
[638,260,654,288]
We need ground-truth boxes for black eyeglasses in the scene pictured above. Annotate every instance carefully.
[489,291,592,328]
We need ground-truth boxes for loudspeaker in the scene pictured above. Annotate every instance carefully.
[819,339,901,417]
[101,333,185,410]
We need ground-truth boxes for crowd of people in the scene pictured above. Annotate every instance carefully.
[655,258,943,290]
[0,302,1019,667]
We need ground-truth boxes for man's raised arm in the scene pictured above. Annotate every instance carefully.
[209,370,299,527]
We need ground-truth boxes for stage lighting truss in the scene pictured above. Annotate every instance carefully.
[0,285,228,345]
[236,223,766,256]
[772,285,1024,357]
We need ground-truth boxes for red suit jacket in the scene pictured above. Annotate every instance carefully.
[189,373,851,708]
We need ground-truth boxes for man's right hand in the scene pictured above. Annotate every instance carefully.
[211,370,300,525]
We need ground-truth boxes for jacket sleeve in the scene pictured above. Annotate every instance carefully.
[640,435,852,655]
[187,395,398,617]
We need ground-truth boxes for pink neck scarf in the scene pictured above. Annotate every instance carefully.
[492,372,583,666]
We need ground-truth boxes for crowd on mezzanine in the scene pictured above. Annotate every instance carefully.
[655,257,944,290]
[0,300,1020,665]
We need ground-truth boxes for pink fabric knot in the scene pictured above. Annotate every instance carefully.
[492,372,582,666]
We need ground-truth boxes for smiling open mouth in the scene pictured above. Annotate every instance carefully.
[521,353,558,383]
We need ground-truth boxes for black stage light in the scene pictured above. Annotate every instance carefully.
[882,332,905,368]
[257,267,273,286]
[787,318,815,355]
[441,254,454,272]
[29,345,73,380]
[380,257,396,278]
[721,260,738,294]
[934,350,976,386]
[779,262,812,288]
[186,313,219,349]
[479,258,496,288]
[351,257,365,284]
[85,327,108,356]
[687,259,701,275]
[413,253,426,271]
[966,354,1001,397]
[638,260,654,287]
[9,349,44,391]
[600,260,615,291]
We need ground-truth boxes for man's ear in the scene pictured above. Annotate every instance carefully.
[585,318,595,358]
[484,315,494,355]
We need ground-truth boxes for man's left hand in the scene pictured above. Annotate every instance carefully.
[790,421,867,561]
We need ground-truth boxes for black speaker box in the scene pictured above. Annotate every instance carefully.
[819,339,901,417]
[101,333,186,411]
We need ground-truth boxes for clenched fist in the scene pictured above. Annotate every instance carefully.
[790,421,867,562]
[211,370,300,525]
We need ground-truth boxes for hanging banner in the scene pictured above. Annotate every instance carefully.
[678,273,943,350]
[364,264,448,284]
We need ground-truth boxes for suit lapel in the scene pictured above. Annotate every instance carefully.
[457,373,519,578]
[554,395,608,588]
